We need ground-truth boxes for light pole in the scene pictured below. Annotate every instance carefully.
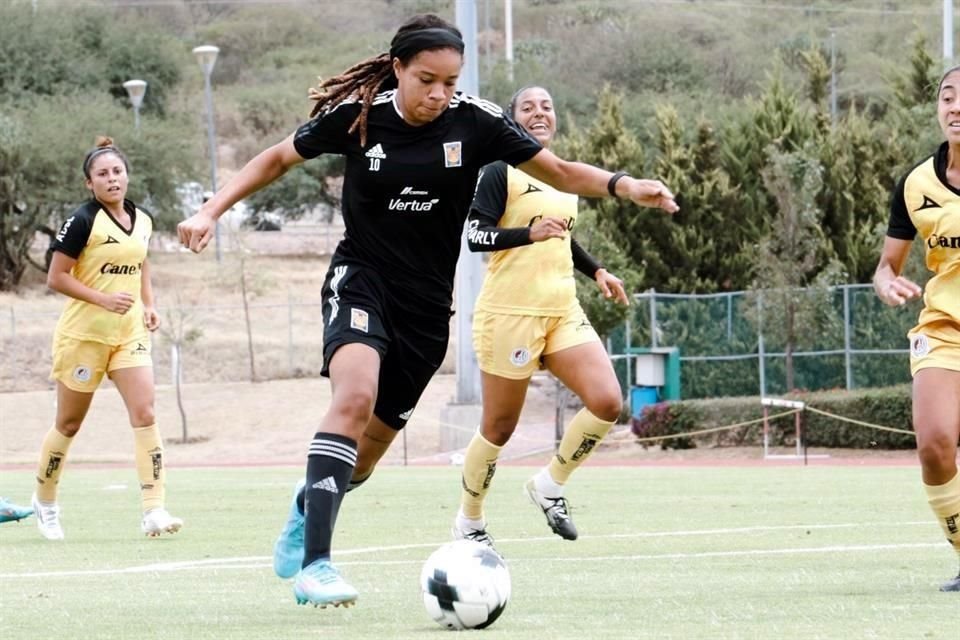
[122,79,147,134]
[193,44,222,262]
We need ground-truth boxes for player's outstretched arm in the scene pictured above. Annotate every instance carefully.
[178,134,306,254]
[517,148,679,214]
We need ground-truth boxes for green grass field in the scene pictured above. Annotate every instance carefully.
[0,464,954,639]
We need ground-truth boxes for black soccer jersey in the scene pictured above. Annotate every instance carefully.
[293,89,542,312]
[51,199,153,344]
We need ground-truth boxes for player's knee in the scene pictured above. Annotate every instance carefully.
[129,407,155,427]
[57,421,82,438]
[917,429,956,474]
[332,388,376,424]
[586,393,622,423]
[482,417,518,446]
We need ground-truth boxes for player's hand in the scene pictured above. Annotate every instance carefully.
[529,217,567,242]
[621,178,679,214]
[595,268,629,305]
[100,291,135,314]
[143,306,160,332]
[177,210,218,253]
[877,276,922,307]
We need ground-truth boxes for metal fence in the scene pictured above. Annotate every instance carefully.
[1,283,917,398]
[608,283,917,400]
[0,296,328,393]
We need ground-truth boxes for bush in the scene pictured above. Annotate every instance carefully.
[630,401,702,450]
[632,385,914,450]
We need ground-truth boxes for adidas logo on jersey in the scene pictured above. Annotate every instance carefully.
[312,476,339,494]
[365,143,387,159]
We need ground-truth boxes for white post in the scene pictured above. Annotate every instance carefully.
[193,45,222,263]
[454,0,482,404]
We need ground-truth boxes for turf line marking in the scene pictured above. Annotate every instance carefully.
[1,541,944,578]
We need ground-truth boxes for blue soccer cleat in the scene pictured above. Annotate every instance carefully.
[293,559,358,608]
[273,478,306,579]
[0,497,33,524]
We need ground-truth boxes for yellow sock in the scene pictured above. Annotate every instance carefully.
[35,427,74,502]
[460,430,503,521]
[134,424,165,512]
[548,408,615,485]
[925,471,960,556]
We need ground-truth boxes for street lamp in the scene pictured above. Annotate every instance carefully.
[122,79,147,133]
[192,44,222,262]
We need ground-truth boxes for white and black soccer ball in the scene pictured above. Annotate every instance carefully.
[420,539,511,630]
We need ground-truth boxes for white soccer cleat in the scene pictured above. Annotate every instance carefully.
[141,508,183,537]
[31,493,64,541]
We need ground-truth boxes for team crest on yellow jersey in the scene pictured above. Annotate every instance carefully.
[911,334,930,358]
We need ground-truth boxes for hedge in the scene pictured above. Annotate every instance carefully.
[631,385,914,450]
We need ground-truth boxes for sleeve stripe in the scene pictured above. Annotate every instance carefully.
[447,93,503,118]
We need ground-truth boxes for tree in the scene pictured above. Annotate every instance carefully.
[749,144,845,391]
[244,156,344,225]
[158,293,203,443]
[0,116,41,290]
[0,95,198,290]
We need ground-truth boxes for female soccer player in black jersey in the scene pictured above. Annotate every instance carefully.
[875,65,960,592]
[452,86,628,547]
[178,14,677,608]
[34,137,182,541]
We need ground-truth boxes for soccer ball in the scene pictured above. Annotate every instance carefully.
[420,539,511,630]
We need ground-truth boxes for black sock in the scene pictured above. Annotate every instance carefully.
[303,432,357,567]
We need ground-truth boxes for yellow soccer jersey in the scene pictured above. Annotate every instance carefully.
[51,199,153,345]
[468,162,581,315]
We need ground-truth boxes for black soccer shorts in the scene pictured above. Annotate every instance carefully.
[319,260,449,430]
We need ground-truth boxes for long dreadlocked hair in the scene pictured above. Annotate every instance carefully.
[307,14,462,147]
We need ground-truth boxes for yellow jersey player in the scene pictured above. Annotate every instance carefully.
[178,15,677,609]
[874,65,960,591]
[453,86,639,547]
[32,137,182,541]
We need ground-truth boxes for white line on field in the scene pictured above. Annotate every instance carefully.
[0,520,937,579]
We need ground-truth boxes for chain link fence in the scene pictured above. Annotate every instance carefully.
[607,283,916,400]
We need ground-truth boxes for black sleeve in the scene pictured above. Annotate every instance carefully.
[51,205,94,260]
[886,174,917,240]
[467,163,532,252]
[292,100,359,159]
[571,237,602,278]
[467,95,543,167]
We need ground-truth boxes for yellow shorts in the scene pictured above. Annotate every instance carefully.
[472,304,600,379]
[909,322,960,376]
[50,334,152,392]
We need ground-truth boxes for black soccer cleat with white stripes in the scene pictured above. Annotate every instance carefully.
[523,479,578,541]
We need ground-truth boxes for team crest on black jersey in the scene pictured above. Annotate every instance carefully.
[443,141,462,168]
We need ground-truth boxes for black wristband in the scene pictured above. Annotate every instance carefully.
[607,171,629,197]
